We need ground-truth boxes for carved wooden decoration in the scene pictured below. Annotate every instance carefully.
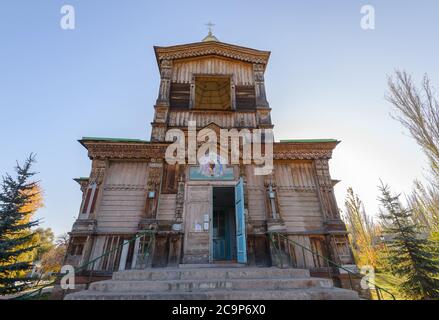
[157,59,172,105]
[253,63,269,108]
[264,179,281,221]
[89,160,107,185]
[144,163,162,219]
[162,164,180,194]
[175,175,185,222]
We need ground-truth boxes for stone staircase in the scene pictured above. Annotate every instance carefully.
[64,267,359,300]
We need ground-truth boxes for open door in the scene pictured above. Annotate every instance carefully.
[235,177,247,264]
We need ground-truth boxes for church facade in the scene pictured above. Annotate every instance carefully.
[65,34,354,285]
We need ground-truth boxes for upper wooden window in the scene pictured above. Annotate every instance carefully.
[81,183,99,216]
[81,188,92,214]
[194,76,231,110]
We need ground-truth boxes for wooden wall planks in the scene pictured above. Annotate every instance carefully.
[172,57,254,85]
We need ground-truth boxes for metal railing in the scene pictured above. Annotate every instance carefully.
[268,232,396,300]
[12,230,155,300]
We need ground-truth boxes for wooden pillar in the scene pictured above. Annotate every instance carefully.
[79,235,94,267]
[267,183,278,220]
[189,75,195,109]
[156,59,172,105]
[231,79,236,110]
[131,237,141,270]
[144,162,163,220]
[118,240,130,271]
[314,159,339,220]
[253,63,269,108]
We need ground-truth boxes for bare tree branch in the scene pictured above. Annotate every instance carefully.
[386,70,439,181]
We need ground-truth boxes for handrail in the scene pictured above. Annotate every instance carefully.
[12,230,155,300]
[268,232,396,300]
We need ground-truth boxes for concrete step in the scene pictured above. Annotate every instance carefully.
[65,287,359,300]
[64,267,360,300]
[179,263,246,268]
[112,267,310,281]
[89,277,333,292]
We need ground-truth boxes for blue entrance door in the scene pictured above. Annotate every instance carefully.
[235,177,247,264]
[212,209,227,260]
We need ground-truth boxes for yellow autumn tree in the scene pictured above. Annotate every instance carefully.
[342,188,380,268]
[6,185,44,281]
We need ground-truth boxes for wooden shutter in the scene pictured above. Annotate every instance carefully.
[170,83,190,109]
[235,85,256,110]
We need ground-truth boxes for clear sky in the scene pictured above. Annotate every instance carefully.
[1,1,438,236]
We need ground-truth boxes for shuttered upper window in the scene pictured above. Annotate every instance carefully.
[235,85,256,110]
[81,183,99,216]
[170,83,190,109]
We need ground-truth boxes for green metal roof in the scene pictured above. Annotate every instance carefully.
[81,137,149,143]
[81,137,338,144]
[279,139,339,143]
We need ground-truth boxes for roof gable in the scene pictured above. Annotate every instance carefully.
[154,41,270,69]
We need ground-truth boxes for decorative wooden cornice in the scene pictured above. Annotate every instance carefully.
[80,139,169,160]
[104,184,148,191]
[79,139,339,161]
[154,41,270,68]
[273,141,339,160]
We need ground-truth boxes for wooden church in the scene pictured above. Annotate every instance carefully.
[64,30,356,293]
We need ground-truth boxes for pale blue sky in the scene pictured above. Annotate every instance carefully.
[1,1,438,236]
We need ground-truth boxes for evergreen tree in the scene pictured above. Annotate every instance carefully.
[379,182,439,299]
[0,155,41,295]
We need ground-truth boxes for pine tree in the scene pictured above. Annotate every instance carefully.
[0,154,41,295]
[378,182,439,299]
